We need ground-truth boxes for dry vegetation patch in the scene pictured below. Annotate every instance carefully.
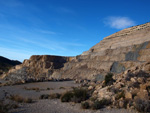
[9,95,33,103]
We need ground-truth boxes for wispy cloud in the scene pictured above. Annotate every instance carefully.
[17,38,57,51]
[56,7,75,15]
[61,42,85,47]
[17,37,85,51]
[36,29,56,35]
[104,16,135,29]
[0,0,23,7]
[0,47,32,62]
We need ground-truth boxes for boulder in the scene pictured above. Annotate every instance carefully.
[97,87,113,100]
[125,92,132,99]
[88,86,94,90]
[130,78,137,83]
[119,100,125,108]
[137,90,149,100]
[137,77,145,83]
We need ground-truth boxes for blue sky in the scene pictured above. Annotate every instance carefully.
[0,0,150,61]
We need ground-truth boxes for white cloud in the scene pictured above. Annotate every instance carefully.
[104,16,135,29]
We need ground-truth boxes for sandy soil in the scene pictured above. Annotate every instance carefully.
[0,81,137,113]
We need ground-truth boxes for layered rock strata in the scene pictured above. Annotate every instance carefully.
[59,22,150,80]
[3,55,74,82]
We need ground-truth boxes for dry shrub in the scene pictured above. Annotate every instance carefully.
[61,88,89,103]
[39,93,61,99]
[134,99,150,112]
[39,94,49,99]
[9,95,33,103]
[61,91,73,102]
[81,101,90,109]
[49,93,61,99]
[24,87,40,91]
[0,100,19,113]
[91,98,111,110]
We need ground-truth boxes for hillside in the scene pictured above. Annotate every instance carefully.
[0,56,21,75]
[2,22,150,83]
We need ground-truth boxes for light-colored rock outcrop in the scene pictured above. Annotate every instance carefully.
[3,55,74,82]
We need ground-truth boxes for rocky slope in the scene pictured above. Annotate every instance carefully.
[2,22,150,82]
[91,61,150,112]
[2,55,74,82]
[0,56,21,75]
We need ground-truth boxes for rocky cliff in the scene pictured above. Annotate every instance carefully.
[2,22,150,83]
[2,55,74,82]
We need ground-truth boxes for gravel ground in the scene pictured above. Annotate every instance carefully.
[0,81,137,113]
[0,81,80,100]
[10,99,137,113]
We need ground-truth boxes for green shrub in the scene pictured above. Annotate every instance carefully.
[40,93,61,99]
[104,73,114,86]
[59,87,65,89]
[81,101,90,109]
[61,91,73,102]
[92,99,111,110]
[92,100,103,110]
[134,99,150,112]
[46,88,54,90]
[39,94,49,99]
[47,88,50,90]
[61,88,89,103]
[24,98,33,103]
[90,97,97,102]
[72,88,88,103]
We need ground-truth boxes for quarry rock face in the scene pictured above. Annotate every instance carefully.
[60,22,150,80]
[3,55,74,82]
[3,22,150,82]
